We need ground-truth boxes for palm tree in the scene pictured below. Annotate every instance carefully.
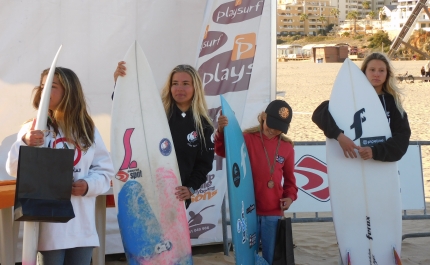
[300,13,309,36]
[347,11,359,34]
[368,10,376,33]
[318,16,327,35]
[330,8,340,26]
[362,1,371,18]
[379,8,387,29]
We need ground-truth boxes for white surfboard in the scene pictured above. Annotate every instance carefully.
[21,45,62,265]
[111,41,192,264]
[327,59,402,265]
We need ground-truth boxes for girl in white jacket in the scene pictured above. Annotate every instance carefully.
[6,67,114,265]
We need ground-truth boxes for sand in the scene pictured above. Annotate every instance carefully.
[106,60,430,265]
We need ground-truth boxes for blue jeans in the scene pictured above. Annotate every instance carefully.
[257,215,280,265]
[37,247,93,265]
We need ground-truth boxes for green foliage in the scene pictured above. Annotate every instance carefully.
[353,34,364,40]
[367,30,391,49]
[342,32,350,37]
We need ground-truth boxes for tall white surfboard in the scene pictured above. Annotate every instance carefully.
[326,59,402,265]
[21,45,62,265]
[111,41,192,265]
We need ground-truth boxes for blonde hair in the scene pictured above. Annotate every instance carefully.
[32,67,95,151]
[243,112,294,146]
[361,52,405,116]
[161,65,213,146]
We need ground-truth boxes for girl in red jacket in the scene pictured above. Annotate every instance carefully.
[214,100,298,265]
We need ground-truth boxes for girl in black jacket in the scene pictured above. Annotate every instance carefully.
[312,52,411,162]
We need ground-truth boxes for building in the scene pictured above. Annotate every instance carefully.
[331,0,395,23]
[313,44,349,62]
[277,0,339,36]
[389,1,430,31]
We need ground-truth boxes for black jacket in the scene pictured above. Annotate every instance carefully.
[312,93,411,162]
[168,104,214,207]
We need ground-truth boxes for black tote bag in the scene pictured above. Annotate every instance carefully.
[14,145,75,223]
[272,217,295,265]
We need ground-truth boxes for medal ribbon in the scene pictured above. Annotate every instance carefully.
[259,129,281,188]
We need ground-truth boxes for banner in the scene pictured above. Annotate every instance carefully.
[187,0,268,245]
[289,144,425,213]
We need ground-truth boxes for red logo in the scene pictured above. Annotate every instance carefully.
[294,155,330,202]
[115,128,141,182]
[52,137,81,166]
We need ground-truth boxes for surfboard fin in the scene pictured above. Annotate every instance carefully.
[393,248,402,265]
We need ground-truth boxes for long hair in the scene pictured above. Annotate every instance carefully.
[161,65,213,145]
[361,52,405,116]
[32,67,95,151]
[243,112,294,146]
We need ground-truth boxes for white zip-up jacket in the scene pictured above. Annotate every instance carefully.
[6,122,114,251]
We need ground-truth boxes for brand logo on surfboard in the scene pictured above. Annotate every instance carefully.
[159,138,172,156]
[232,163,241,187]
[236,201,248,244]
[294,155,330,202]
[350,108,366,141]
[360,136,386,147]
[115,128,142,182]
[366,216,373,240]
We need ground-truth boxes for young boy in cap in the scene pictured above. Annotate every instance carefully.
[214,100,298,265]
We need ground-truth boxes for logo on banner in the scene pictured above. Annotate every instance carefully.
[191,174,218,202]
[188,205,216,239]
[115,128,142,182]
[231,33,256,61]
[294,155,330,202]
[213,0,264,24]
[199,47,255,95]
[199,31,228,57]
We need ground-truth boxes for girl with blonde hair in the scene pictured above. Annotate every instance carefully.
[114,63,214,208]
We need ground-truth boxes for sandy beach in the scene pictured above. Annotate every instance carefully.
[106,60,430,265]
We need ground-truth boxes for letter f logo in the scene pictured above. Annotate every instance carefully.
[350,108,366,141]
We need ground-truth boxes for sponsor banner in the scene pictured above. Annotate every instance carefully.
[197,0,266,124]
[289,144,425,213]
[188,0,267,243]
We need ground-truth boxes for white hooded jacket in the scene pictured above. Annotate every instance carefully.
[6,122,114,251]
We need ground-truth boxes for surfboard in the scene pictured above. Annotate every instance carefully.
[21,45,62,265]
[326,58,402,265]
[111,41,192,265]
[220,95,267,265]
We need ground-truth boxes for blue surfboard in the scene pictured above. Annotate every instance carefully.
[220,96,268,265]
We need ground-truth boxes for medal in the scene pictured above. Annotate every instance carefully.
[267,180,274,189]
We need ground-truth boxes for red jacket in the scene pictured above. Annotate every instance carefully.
[215,130,298,216]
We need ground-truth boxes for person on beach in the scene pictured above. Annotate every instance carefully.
[6,67,114,264]
[214,99,298,265]
[312,52,411,161]
[113,62,214,209]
